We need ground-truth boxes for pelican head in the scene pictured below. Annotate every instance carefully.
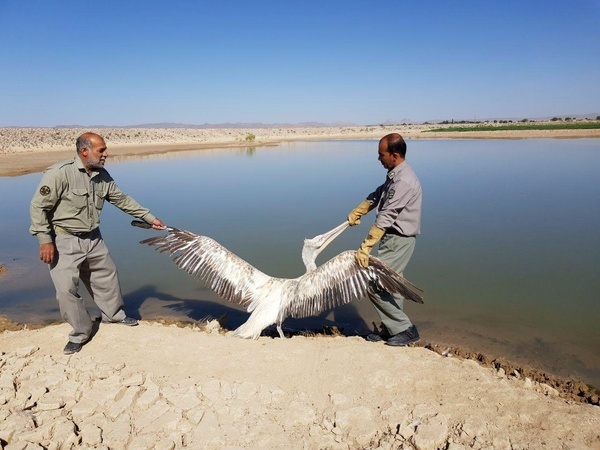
[301,221,350,273]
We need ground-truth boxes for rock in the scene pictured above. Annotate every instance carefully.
[281,401,316,429]
[0,374,15,390]
[329,392,348,406]
[36,398,65,411]
[0,414,36,443]
[102,414,132,448]
[162,385,201,411]
[381,403,412,433]
[185,407,205,425]
[50,419,79,449]
[71,398,99,422]
[106,386,142,420]
[412,414,450,450]
[14,346,39,358]
[134,399,172,433]
[82,376,122,405]
[80,423,102,446]
[122,373,145,387]
[334,406,378,447]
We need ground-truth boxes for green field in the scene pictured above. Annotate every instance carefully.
[424,121,600,133]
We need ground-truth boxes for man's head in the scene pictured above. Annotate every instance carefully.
[378,133,406,171]
[76,132,108,172]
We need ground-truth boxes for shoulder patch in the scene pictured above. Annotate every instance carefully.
[387,189,395,199]
[39,185,51,196]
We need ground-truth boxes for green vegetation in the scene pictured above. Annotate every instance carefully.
[424,121,600,133]
[245,133,256,142]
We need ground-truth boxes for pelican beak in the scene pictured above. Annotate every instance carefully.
[305,221,350,251]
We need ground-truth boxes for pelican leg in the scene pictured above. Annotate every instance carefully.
[277,324,286,339]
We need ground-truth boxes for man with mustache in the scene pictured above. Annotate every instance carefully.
[347,132,423,346]
[30,132,166,355]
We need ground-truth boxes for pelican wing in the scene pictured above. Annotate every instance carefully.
[286,250,424,319]
[140,229,270,307]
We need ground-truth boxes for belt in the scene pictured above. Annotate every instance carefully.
[385,228,414,238]
[54,226,99,238]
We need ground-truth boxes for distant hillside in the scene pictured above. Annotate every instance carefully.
[47,113,600,129]
[55,121,360,129]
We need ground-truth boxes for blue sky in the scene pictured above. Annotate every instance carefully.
[1,0,598,126]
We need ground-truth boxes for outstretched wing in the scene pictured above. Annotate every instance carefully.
[286,250,424,319]
[140,229,270,307]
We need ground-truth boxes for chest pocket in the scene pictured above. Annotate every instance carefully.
[68,188,89,214]
[91,181,107,210]
[94,192,105,210]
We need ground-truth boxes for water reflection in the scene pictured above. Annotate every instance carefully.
[109,144,264,164]
[1,138,599,386]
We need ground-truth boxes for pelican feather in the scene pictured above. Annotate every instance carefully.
[140,224,424,339]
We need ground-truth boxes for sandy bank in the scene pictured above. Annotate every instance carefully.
[1,125,599,177]
[1,320,599,449]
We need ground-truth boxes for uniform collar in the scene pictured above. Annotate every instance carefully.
[75,156,86,172]
[387,160,407,179]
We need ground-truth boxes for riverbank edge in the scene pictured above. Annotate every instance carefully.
[1,126,599,177]
[3,129,599,404]
[1,315,598,405]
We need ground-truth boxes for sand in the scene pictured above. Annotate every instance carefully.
[1,319,599,449]
[1,126,599,448]
[1,124,599,177]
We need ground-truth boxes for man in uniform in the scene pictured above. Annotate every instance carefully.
[30,132,166,354]
[347,133,422,346]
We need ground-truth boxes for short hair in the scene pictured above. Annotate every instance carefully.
[383,133,407,158]
[76,134,93,153]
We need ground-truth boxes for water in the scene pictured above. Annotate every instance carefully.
[1,139,599,387]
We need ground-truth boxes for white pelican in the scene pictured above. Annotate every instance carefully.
[137,221,424,339]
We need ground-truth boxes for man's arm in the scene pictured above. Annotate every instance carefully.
[30,170,61,263]
[105,180,166,229]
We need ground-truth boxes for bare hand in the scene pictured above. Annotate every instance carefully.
[40,243,55,264]
[151,218,167,230]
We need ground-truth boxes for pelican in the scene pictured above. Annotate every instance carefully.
[137,221,424,339]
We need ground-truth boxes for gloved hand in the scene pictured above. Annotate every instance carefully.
[347,200,374,226]
[356,225,385,268]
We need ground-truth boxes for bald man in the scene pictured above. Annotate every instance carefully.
[347,133,423,346]
[30,132,166,354]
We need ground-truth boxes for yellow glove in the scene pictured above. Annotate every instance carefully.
[356,225,385,268]
[347,200,374,226]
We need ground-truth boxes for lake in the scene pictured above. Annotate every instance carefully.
[1,138,599,387]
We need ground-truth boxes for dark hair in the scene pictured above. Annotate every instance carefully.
[384,133,407,158]
[76,134,93,153]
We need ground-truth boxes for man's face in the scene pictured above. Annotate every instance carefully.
[378,141,396,171]
[82,136,108,170]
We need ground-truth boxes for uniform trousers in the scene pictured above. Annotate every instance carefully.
[49,230,126,343]
[368,233,416,336]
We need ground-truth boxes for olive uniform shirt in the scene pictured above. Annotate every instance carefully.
[30,157,156,244]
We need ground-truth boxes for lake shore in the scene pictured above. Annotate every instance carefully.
[1,124,599,177]
[1,316,599,449]
[2,126,599,448]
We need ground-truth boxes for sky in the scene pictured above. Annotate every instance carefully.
[1,0,599,127]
